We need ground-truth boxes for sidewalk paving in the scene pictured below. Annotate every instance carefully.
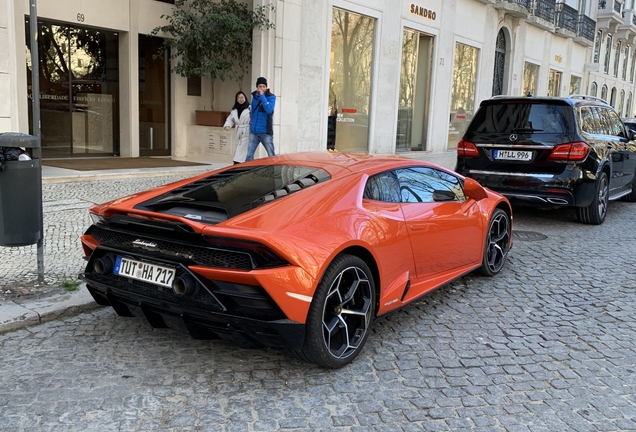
[0,152,457,334]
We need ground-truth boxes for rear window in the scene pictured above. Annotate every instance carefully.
[135,165,331,222]
[469,103,573,134]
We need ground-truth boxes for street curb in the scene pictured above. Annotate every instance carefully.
[0,284,101,334]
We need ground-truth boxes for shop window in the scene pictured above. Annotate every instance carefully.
[448,42,479,149]
[548,70,562,97]
[522,62,539,96]
[397,29,433,152]
[25,19,120,157]
[570,75,581,95]
[328,8,376,152]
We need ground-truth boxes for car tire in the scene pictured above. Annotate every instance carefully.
[297,254,375,368]
[577,171,608,225]
[478,208,511,277]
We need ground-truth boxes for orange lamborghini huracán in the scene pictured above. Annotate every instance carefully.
[80,152,512,368]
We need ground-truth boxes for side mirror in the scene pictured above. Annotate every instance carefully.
[463,177,488,201]
[432,189,457,202]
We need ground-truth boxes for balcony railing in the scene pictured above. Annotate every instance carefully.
[577,14,597,41]
[498,0,531,8]
[556,3,579,33]
[533,0,556,22]
[598,0,623,13]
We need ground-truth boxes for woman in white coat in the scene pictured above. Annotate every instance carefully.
[224,91,251,164]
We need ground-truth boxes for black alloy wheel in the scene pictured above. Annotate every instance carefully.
[298,254,375,368]
[478,208,511,277]
[577,171,608,225]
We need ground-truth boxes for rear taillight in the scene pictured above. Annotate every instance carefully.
[548,142,589,162]
[457,140,480,157]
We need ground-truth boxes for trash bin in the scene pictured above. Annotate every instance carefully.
[0,133,41,247]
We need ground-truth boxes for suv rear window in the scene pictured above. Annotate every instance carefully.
[470,103,572,134]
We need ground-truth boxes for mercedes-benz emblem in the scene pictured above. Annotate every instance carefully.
[509,134,518,142]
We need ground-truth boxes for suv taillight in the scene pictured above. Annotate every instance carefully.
[548,142,589,162]
[458,140,479,157]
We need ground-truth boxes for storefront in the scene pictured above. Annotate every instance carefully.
[2,0,597,162]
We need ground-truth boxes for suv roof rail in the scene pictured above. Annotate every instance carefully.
[568,94,608,104]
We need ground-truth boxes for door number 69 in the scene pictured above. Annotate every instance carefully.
[77,13,85,22]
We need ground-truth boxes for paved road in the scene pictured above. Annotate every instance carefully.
[2,176,636,431]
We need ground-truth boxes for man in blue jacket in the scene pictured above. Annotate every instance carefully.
[245,77,276,161]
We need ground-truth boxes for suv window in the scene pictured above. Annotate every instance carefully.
[470,103,571,134]
[606,109,627,137]
[580,107,594,134]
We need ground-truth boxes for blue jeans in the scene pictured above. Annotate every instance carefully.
[245,133,275,161]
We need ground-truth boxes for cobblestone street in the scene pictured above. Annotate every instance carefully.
[1,175,636,431]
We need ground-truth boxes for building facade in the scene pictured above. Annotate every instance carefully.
[588,0,636,118]
[0,0,607,163]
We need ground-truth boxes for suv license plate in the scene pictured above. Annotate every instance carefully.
[114,256,176,288]
[494,150,532,161]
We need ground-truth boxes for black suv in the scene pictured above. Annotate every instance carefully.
[455,95,636,224]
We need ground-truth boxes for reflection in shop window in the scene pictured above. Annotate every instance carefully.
[397,29,432,152]
[328,8,375,152]
[448,43,479,149]
[523,62,539,96]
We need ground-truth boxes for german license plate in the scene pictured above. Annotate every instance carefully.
[494,150,532,161]
[114,256,175,288]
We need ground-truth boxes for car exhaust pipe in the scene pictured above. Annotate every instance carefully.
[546,197,569,205]
[93,255,114,275]
[172,273,197,296]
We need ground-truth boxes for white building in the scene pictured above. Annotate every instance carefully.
[0,0,607,163]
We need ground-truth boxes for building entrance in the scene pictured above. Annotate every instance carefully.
[139,35,171,156]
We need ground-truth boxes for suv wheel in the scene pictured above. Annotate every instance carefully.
[577,172,608,225]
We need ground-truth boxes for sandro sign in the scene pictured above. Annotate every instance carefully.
[409,3,437,21]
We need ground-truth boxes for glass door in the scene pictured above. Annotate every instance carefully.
[139,35,171,156]
[397,29,433,152]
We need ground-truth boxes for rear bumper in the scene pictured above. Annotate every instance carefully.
[460,167,596,208]
[81,272,306,350]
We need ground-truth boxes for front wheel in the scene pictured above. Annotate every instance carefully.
[478,208,511,277]
[577,172,608,225]
[297,254,375,368]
